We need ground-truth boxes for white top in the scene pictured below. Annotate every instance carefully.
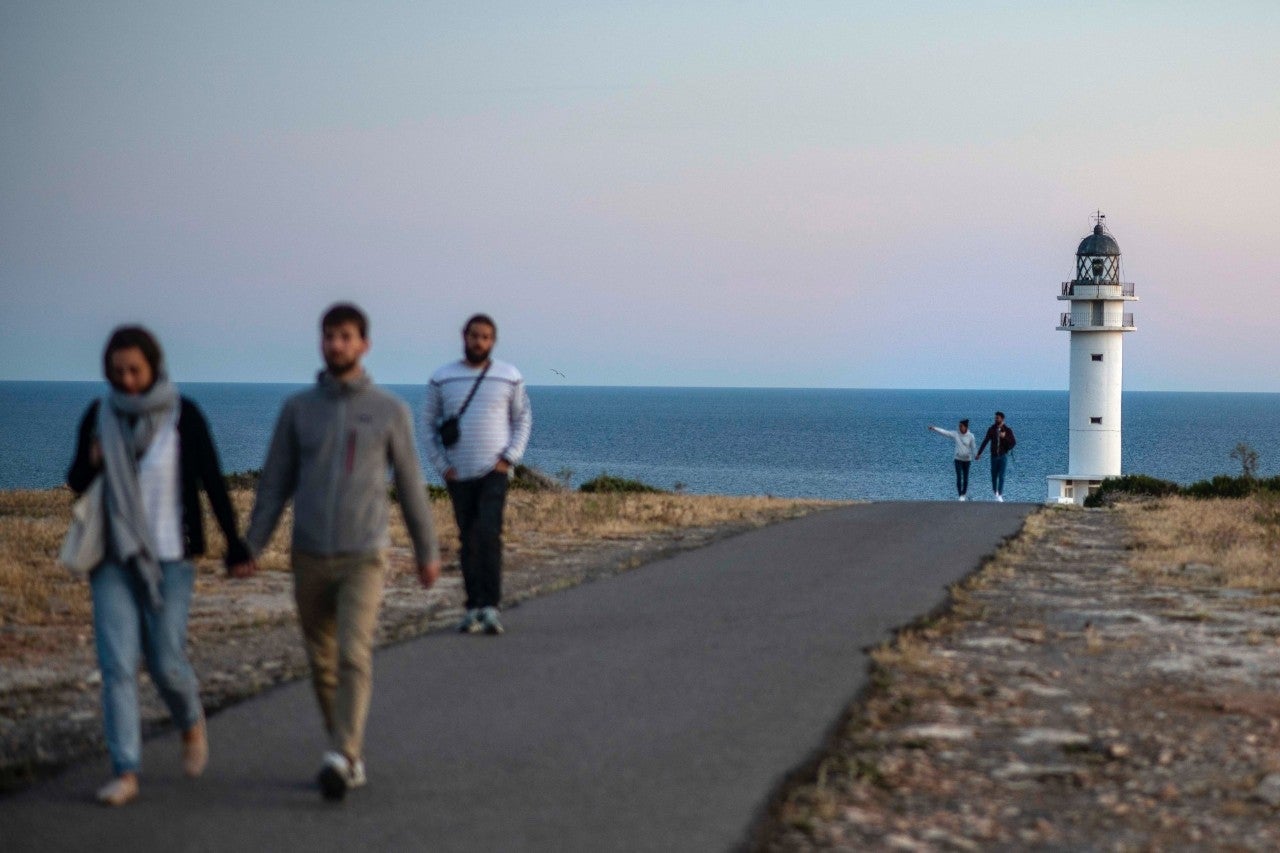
[930,427,977,461]
[138,408,184,560]
[424,358,533,480]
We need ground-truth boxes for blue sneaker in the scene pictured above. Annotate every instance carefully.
[457,609,483,634]
[480,606,504,636]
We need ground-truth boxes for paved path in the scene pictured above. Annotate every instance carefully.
[2,502,1033,852]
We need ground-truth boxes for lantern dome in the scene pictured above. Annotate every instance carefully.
[1077,223,1121,257]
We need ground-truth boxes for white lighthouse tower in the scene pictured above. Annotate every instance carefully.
[1047,212,1138,505]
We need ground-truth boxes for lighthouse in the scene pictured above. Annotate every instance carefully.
[1046,212,1138,505]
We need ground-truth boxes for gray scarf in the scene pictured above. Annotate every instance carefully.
[98,375,180,608]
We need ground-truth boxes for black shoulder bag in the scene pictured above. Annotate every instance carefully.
[437,362,491,448]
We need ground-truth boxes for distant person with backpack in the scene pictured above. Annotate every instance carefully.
[928,419,977,500]
[975,411,1017,502]
[425,314,533,637]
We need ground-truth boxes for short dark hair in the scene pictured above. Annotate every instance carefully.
[103,325,164,388]
[463,313,497,337]
[322,303,368,339]
[959,419,969,427]
[995,411,1005,419]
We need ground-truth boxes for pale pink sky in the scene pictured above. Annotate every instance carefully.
[2,3,1278,390]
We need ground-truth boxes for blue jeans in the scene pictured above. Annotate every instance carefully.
[91,559,202,775]
[990,454,1009,495]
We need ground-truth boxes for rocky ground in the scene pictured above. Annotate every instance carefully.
[757,507,1280,851]
[0,510,812,793]
[13,502,1280,850]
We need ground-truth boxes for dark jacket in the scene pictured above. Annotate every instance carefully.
[67,397,250,568]
[977,423,1016,458]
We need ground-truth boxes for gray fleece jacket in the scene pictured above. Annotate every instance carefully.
[246,372,439,563]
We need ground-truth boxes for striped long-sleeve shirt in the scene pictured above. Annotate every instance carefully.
[424,359,533,480]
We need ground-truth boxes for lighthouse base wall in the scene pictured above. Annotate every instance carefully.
[1047,475,1104,506]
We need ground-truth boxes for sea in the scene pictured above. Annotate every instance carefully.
[2,382,1278,503]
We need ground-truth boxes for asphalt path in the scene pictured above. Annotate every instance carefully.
[2,501,1033,852]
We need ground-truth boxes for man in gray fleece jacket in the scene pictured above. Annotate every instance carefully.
[241,303,441,801]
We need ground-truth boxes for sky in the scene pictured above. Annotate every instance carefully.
[2,2,1278,390]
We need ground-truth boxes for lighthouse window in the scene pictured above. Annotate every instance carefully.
[1091,353,1103,362]
[1090,417,1103,424]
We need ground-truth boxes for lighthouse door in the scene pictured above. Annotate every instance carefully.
[1091,301,1104,326]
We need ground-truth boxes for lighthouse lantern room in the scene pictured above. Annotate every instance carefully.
[1047,212,1138,505]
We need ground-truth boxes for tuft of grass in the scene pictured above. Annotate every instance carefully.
[223,469,261,491]
[578,473,666,494]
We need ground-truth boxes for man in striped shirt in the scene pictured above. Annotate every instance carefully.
[425,314,533,635]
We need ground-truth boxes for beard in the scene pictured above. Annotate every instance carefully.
[464,344,492,365]
[324,352,360,375]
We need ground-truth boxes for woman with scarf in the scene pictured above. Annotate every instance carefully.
[66,326,253,806]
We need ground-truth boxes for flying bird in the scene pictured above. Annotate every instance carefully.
[550,369,566,378]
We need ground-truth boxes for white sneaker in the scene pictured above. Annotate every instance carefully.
[958,495,967,501]
[995,494,1004,502]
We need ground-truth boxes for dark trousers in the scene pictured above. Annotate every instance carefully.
[953,459,970,496]
[446,470,509,610]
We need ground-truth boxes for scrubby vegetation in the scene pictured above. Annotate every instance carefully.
[1086,472,1280,507]
[578,474,666,494]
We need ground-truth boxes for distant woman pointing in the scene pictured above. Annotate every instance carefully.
[928,419,977,501]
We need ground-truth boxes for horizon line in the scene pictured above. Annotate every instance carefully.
[1,378,1277,395]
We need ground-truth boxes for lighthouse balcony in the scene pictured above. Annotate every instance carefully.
[1059,282,1137,300]
[1057,312,1135,331]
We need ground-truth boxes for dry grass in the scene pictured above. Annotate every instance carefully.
[1121,495,1280,592]
[0,490,83,633]
[0,487,835,652]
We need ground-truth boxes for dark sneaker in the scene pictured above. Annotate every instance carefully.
[456,609,483,634]
[318,751,357,801]
[480,606,504,636]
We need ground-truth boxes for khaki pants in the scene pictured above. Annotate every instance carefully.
[292,551,385,760]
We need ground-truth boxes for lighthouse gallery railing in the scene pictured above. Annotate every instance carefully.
[1059,312,1135,328]
[1061,282,1137,297]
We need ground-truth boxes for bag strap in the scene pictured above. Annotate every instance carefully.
[454,361,492,419]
